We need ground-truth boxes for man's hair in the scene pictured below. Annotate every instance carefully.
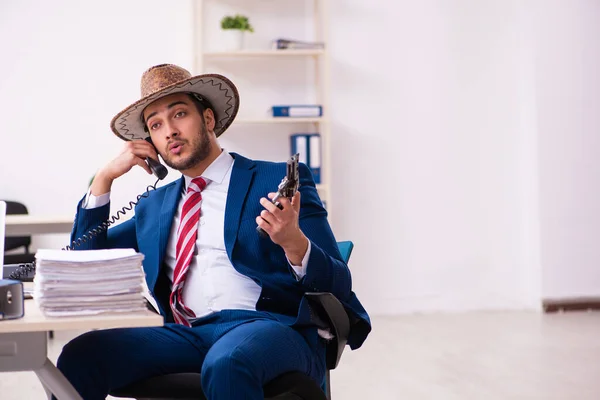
[142,92,215,133]
[186,92,215,118]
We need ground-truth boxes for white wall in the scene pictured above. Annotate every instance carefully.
[328,0,543,313]
[0,0,194,249]
[2,0,599,315]
[531,0,600,299]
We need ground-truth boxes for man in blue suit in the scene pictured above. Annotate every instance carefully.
[57,64,371,400]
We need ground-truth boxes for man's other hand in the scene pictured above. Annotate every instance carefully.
[256,192,308,265]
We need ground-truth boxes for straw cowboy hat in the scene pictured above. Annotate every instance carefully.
[110,64,240,141]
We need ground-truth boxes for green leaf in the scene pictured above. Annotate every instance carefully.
[220,14,254,32]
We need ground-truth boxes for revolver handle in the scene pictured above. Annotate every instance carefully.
[256,201,284,237]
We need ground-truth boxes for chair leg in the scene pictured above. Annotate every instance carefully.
[326,370,331,400]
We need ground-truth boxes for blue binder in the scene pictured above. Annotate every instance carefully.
[307,133,321,184]
[290,133,321,184]
[290,134,309,165]
[273,105,322,118]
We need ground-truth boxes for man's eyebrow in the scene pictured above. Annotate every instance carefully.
[145,101,189,123]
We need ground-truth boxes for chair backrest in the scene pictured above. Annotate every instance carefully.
[5,201,28,216]
[2,200,31,252]
[337,241,354,263]
[307,240,354,371]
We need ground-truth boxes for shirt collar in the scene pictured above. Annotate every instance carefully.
[183,149,234,191]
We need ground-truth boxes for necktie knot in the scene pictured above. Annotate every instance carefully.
[188,177,207,194]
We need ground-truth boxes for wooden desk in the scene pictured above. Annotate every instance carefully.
[5,215,75,236]
[0,300,163,400]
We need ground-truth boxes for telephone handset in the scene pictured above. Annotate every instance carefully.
[8,139,168,280]
[145,137,168,180]
[146,157,168,180]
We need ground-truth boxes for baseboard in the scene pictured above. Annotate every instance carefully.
[542,297,600,313]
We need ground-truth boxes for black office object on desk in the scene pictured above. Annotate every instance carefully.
[0,279,24,320]
[2,266,34,300]
[2,264,35,282]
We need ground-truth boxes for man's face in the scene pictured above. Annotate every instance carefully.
[143,93,213,171]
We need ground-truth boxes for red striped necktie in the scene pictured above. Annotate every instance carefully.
[170,177,207,326]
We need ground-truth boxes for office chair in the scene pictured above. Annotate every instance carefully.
[2,200,35,266]
[110,241,355,400]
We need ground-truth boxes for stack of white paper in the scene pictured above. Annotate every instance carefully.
[33,248,147,317]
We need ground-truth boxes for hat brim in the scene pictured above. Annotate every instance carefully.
[110,74,239,141]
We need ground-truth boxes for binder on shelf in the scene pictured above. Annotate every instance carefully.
[290,133,321,184]
[272,105,322,118]
[271,38,325,50]
[308,134,321,184]
[290,134,308,165]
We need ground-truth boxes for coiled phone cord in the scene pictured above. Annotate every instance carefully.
[7,178,161,280]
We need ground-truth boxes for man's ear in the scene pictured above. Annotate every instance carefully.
[204,108,216,132]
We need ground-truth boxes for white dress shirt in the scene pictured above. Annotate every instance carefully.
[83,150,311,319]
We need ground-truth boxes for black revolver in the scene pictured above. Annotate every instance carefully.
[257,153,300,238]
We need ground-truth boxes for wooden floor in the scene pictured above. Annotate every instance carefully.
[1,311,599,399]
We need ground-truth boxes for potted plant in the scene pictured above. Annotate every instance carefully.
[220,14,254,51]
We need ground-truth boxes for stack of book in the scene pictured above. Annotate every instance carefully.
[33,248,147,317]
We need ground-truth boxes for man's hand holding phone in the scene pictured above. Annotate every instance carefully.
[90,140,160,196]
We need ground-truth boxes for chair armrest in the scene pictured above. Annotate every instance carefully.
[304,292,350,369]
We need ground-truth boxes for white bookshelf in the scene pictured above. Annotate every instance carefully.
[233,117,326,124]
[204,49,325,58]
[193,0,332,215]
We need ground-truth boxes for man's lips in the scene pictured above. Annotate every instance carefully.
[168,141,185,154]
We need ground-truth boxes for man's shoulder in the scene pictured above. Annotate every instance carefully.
[156,178,180,191]
[137,177,181,206]
[253,159,285,170]
[231,152,281,174]
[232,152,304,173]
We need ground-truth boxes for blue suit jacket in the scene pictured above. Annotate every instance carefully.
[71,153,371,349]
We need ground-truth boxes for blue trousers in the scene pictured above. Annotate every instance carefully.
[55,310,326,400]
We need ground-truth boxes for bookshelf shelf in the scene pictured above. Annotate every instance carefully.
[203,49,324,58]
[233,118,325,125]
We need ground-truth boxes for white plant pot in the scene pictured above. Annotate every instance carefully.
[221,29,244,52]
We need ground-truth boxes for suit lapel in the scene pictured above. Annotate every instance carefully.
[224,153,256,259]
[158,176,184,268]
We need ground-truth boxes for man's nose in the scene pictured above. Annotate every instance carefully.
[165,123,179,139]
